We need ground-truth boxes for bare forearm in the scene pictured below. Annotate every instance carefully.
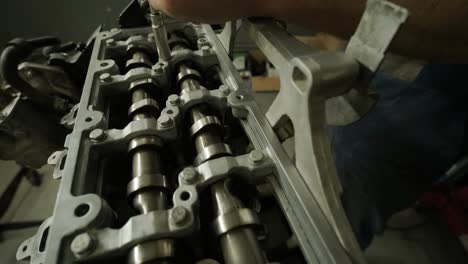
[271,0,468,62]
[150,0,468,62]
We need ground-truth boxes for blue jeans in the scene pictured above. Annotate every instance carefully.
[330,64,468,248]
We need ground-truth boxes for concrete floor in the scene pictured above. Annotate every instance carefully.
[0,92,466,263]
[0,162,58,264]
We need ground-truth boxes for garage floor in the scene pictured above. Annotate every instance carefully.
[0,162,58,264]
[0,92,467,264]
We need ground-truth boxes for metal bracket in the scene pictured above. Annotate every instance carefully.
[73,152,273,261]
[16,217,54,264]
[244,19,366,263]
[218,20,243,56]
[48,150,68,179]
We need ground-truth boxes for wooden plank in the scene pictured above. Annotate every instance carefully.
[251,76,280,92]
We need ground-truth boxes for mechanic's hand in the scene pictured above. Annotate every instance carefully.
[148,0,278,23]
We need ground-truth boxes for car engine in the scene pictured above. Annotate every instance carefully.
[4,1,409,263]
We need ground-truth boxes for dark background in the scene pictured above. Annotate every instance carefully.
[0,0,130,47]
[0,0,312,48]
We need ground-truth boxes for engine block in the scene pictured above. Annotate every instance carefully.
[16,19,370,264]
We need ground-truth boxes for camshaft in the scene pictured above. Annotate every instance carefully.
[125,47,175,264]
[172,33,266,264]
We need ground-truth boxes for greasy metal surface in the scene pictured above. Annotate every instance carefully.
[17,16,374,263]
[175,45,265,263]
[212,182,266,264]
[241,20,365,263]
[126,46,174,263]
[205,21,360,263]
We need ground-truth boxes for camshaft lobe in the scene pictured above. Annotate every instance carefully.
[189,104,264,264]
[176,58,265,262]
[126,51,174,264]
[212,182,266,263]
[130,88,167,215]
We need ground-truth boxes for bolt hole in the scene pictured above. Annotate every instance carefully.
[85,117,93,122]
[166,110,174,115]
[22,245,27,252]
[38,226,50,253]
[236,95,244,101]
[292,66,309,92]
[180,191,191,201]
[74,204,90,217]
[100,62,109,67]
[59,154,67,170]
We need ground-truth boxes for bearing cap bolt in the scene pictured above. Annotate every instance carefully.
[249,150,264,165]
[70,233,95,256]
[89,129,106,142]
[105,39,115,46]
[171,206,189,226]
[152,63,164,74]
[99,73,112,82]
[201,46,211,55]
[158,115,173,128]
[219,85,231,96]
[181,167,198,184]
[168,95,180,106]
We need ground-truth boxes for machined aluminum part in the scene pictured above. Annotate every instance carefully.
[18,19,368,264]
